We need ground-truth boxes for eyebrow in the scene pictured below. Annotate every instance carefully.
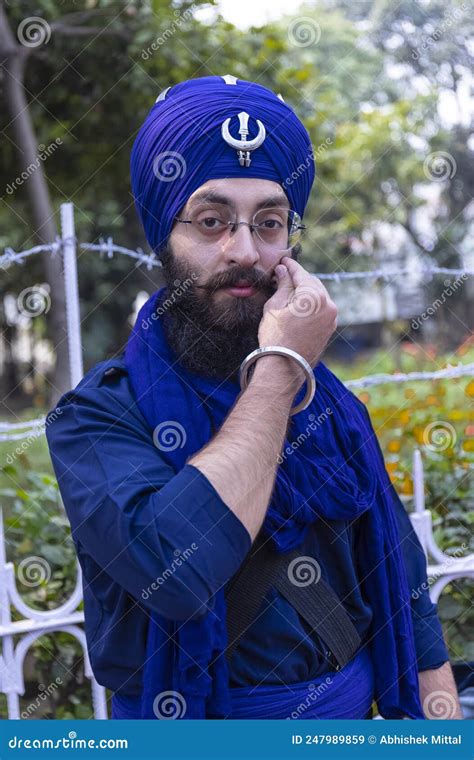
[187,190,290,211]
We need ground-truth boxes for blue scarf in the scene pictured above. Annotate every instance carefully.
[113,647,374,720]
[123,287,425,720]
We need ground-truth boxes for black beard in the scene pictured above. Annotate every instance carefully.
[157,244,279,383]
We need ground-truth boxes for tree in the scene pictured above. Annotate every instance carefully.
[0,0,205,402]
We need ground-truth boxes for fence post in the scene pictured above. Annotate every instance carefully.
[60,202,84,387]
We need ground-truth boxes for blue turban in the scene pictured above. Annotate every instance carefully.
[130,75,315,253]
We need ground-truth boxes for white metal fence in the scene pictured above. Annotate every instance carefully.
[0,202,472,719]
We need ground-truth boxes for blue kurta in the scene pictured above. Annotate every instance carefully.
[45,356,449,701]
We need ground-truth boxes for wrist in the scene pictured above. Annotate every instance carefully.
[249,353,304,397]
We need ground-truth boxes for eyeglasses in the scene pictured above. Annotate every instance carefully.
[174,202,306,253]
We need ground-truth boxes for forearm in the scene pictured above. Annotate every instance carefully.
[418,661,463,719]
[187,354,301,541]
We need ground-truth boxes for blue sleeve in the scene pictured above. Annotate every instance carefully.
[356,400,450,672]
[45,364,252,622]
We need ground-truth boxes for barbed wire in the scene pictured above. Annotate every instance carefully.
[0,418,46,431]
[0,429,45,442]
[0,241,61,269]
[345,362,474,388]
[1,362,472,442]
[1,234,472,440]
[0,417,46,442]
[79,240,160,270]
[1,237,473,280]
[0,238,159,272]
[317,266,474,282]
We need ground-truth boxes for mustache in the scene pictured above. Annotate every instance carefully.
[196,268,277,295]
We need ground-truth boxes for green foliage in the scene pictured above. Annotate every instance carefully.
[1,469,77,609]
[0,466,93,718]
[333,344,473,665]
[1,0,471,368]
[0,0,472,718]
[0,346,472,717]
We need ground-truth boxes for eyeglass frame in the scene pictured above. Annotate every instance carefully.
[173,206,307,250]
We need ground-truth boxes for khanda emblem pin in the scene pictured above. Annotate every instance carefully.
[221,111,266,167]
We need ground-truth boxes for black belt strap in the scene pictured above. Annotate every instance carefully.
[225,534,361,669]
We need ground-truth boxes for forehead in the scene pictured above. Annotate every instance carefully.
[185,178,290,210]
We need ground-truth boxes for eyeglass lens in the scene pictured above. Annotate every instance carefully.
[182,202,303,252]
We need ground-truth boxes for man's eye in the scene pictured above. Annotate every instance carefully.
[261,218,283,229]
[199,217,225,229]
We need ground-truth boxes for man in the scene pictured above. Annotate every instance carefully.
[46,75,461,720]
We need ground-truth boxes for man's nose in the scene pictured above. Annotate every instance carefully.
[221,223,260,268]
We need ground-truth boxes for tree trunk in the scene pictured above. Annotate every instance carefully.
[0,3,72,406]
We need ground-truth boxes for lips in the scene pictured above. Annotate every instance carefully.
[222,282,257,297]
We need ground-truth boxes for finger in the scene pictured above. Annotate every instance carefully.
[281,256,312,288]
[267,264,294,307]
[281,256,329,300]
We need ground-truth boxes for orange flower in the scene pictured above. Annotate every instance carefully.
[387,439,401,453]
[399,410,411,424]
[400,476,414,495]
